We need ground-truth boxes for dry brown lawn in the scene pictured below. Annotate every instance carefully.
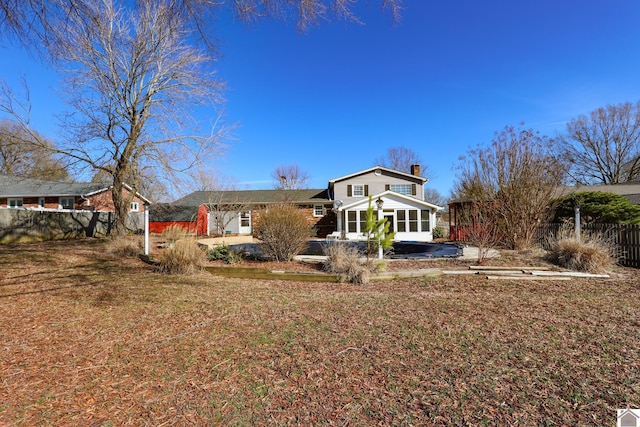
[1,238,639,426]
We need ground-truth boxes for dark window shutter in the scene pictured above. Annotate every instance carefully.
[385,184,390,191]
[347,185,352,197]
[364,185,369,196]
[412,184,417,196]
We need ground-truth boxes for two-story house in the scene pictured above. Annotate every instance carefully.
[164,165,443,242]
[329,165,442,242]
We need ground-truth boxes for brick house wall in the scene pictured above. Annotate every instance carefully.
[88,188,146,213]
[0,196,68,209]
[0,188,146,212]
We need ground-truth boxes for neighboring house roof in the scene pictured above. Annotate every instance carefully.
[173,189,331,206]
[450,182,640,206]
[328,165,428,184]
[149,204,199,222]
[0,175,109,198]
[0,174,151,204]
[556,182,640,205]
[339,190,443,211]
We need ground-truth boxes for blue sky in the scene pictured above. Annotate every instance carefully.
[2,1,640,199]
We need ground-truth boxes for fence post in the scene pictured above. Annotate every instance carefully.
[574,205,581,242]
[144,204,150,256]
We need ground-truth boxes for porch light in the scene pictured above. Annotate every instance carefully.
[375,197,384,210]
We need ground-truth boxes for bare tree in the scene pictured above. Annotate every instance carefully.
[3,1,227,236]
[561,101,640,185]
[185,168,249,236]
[272,164,310,190]
[0,119,69,180]
[0,0,403,45]
[0,0,403,235]
[374,146,426,175]
[457,202,500,264]
[455,124,567,250]
[423,187,447,207]
[91,164,170,203]
[206,193,251,236]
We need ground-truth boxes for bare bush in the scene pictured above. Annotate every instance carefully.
[455,124,566,250]
[161,224,189,247]
[545,225,616,273]
[256,203,313,262]
[156,239,204,274]
[107,236,142,258]
[456,203,500,265]
[322,242,371,284]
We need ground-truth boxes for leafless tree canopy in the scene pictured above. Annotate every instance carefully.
[560,101,640,185]
[0,0,402,235]
[271,164,310,190]
[455,124,567,250]
[374,146,425,175]
[0,0,403,44]
[2,0,228,235]
[423,187,447,208]
[0,119,69,180]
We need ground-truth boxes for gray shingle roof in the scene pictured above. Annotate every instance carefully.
[0,175,109,198]
[173,189,331,206]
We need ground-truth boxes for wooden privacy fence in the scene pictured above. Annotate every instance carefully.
[535,223,640,268]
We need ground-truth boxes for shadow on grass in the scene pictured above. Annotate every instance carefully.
[0,278,109,299]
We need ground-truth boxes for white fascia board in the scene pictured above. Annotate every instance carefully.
[339,190,443,211]
[83,183,152,205]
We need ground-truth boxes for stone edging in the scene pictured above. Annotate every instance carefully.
[203,265,443,283]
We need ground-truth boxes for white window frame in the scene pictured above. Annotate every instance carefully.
[38,197,46,208]
[346,210,358,233]
[59,197,74,209]
[130,201,140,212]
[239,211,251,228]
[313,204,324,217]
[389,184,413,196]
[8,198,23,209]
[421,209,431,232]
[352,184,365,197]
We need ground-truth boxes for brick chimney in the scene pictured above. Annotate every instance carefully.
[410,164,421,176]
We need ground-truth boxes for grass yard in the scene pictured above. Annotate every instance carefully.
[0,238,639,425]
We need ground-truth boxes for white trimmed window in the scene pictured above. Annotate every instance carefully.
[389,184,413,196]
[130,202,140,212]
[59,197,74,209]
[347,211,358,233]
[313,205,324,217]
[421,210,431,232]
[352,184,365,197]
[38,197,45,208]
[8,198,23,209]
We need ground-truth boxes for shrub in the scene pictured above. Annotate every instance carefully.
[161,224,189,246]
[156,239,204,274]
[545,225,616,273]
[322,241,371,284]
[432,225,445,239]
[207,244,244,264]
[255,203,313,262]
[107,236,142,257]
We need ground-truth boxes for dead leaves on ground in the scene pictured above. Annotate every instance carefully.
[1,239,639,425]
